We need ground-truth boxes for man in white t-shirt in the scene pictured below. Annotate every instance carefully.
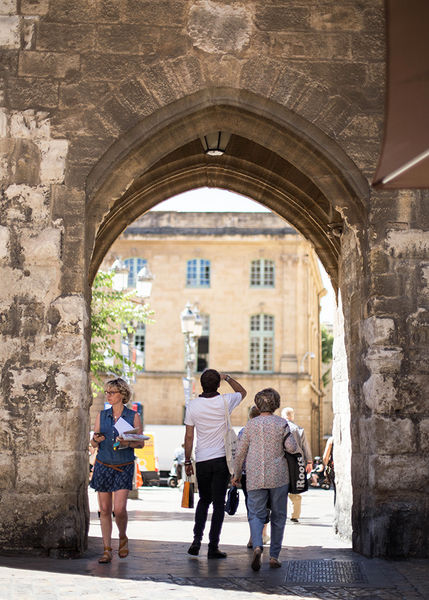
[184,369,246,559]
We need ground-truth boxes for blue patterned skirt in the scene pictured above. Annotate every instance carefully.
[90,459,134,492]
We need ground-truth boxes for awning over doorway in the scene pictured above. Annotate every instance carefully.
[372,0,429,189]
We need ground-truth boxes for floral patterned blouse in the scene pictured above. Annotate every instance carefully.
[234,414,298,491]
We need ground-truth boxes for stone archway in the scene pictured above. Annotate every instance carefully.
[86,89,369,548]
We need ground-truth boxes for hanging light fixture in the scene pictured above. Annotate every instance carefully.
[110,258,129,292]
[200,131,231,156]
[136,264,154,299]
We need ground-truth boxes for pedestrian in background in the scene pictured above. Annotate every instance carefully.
[281,407,313,523]
[184,369,246,559]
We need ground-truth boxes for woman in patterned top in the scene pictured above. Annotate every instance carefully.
[232,388,298,571]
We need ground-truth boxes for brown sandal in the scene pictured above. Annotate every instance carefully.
[118,536,129,558]
[98,547,112,563]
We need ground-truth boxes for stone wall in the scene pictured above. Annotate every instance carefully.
[0,0,428,557]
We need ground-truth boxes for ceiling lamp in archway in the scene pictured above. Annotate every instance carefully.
[200,131,231,156]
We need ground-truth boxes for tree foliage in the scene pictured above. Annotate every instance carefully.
[90,271,153,395]
[321,325,334,387]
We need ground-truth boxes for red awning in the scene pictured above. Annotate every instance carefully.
[372,0,429,189]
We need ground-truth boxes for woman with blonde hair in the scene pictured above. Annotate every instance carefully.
[232,388,297,571]
[90,378,144,564]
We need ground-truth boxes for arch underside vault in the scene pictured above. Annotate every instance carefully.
[87,93,369,288]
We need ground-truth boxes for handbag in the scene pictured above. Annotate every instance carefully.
[181,477,195,508]
[225,485,239,515]
[223,396,238,475]
[283,430,308,495]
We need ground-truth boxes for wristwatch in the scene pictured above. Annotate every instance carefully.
[225,374,231,381]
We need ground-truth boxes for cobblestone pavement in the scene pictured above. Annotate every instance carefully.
[0,487,427,600]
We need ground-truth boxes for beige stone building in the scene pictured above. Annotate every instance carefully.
[96,210,326,456]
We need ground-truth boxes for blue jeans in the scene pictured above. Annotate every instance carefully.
[247,484,289,559]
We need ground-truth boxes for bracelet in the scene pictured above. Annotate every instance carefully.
[184,460,192,465]
[225,374,231,381]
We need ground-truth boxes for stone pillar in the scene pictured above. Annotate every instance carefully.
[351,190,429,558]
[0,108,90,556]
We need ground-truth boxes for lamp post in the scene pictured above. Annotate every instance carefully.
[299,351,315,373]
[180,303,202,410]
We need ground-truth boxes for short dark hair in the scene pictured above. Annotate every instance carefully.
[200,369,221,392]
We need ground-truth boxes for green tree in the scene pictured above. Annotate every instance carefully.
[321,325,334,387]
[90,270,153,395]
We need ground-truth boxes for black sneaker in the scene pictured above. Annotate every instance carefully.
[187,540,201,555]
[291,518,299,523]
[207,548,227,559]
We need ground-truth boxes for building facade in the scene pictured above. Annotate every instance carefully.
[95,210,326,456]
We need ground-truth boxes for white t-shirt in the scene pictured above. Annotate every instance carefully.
[184,392,242,462]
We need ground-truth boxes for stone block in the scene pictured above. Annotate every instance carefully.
[0,16,20,48]
[0,107,7,136]
[363,316,395,345]
[21,0,49,15]
[10,367,47,396]
[0,226,9,260]
[370,273,403,297]
[18,50,80,79]
[117,79,158,117]
[420,419,429,452]
[310,5,363,31]
[4,183,50,223]
[364,347,403,374]
[0,453,15,490]
[59,80,111,110]
[386,229,429,259]
[0,138,41,185]
[187,0,252,54]
[363,374,405,414]
[0,1,16,16]
[22,16,37,50]
[21,228,61,264]
[267,31,351,60]
[49,296,88,335]
[10,109,51,141]
[256,5,311,31]
[37,22,95,52]
[6,77,58,109]
[39,139,68,184]
[370,455,427,491]
[81,52,146,81]
[362,416,416,455]
[339,114,382,140]
[121,0,185,26]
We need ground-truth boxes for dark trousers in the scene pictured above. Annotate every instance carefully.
[194,456,230,550]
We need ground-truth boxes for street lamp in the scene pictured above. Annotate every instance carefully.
[299,351,316,373]
[111,258,129,292]
[180,302,202,410]
[136,264,154,299]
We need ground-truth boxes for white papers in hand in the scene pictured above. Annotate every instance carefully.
[114,417,135,436]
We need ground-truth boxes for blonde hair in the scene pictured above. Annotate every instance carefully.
[105,377,131,404]
[248,405,260,420]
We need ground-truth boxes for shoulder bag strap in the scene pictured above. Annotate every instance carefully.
[223,394,232,429]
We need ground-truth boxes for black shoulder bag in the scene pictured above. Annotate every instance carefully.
[283,430,308,494]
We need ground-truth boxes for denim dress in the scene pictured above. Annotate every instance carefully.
[90,406,136,492]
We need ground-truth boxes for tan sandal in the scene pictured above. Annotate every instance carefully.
[98,547,112,563]
[118,536,129,558]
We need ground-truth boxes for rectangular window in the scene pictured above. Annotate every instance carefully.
[186,259,211,287]
[250,259,275,287]
[250,314,274,372]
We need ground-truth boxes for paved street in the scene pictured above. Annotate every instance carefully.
[0,486,428,599]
